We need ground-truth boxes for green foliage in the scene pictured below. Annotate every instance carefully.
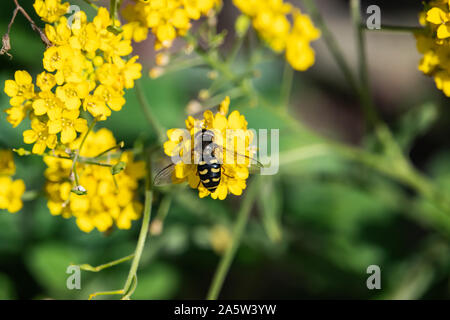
[25,243,85,297]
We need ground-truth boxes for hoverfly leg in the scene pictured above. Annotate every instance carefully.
[222,167,235,179]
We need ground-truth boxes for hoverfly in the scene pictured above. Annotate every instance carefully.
[153,109,262,191]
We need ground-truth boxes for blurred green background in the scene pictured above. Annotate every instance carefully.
[0,0,449,299]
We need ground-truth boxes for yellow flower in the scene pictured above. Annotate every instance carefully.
[122,0,221,49]
[47,109,88,144]
[45,16,71,45]
[0,150,16,176]
[4,1,143,152]
[42,45,73,73]
[4,71,35,107]
[0,176,25,213]
[209,224,232,254]
[36,72,57,92]
[426,5,450,39]
[32,91,64,120]
[44,128,146,233]
[94,85,126,112]
[23,119,58,154]
[112,55,142,89]
[233,0,320,71]
[4,101,31,128]
[0,150,26,214]
[33,0,69,23]
[122,21,149,42]
[55,82,89,110]
[83,94,111,120]
[69,13,100,53]
[286,36,315,71]
[163,97,254,200]
[416,1,450,97]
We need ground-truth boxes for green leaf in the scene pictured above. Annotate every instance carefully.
[111,161,127,175]
[25,243,85,297]
[132,262,180,299]
[235,15,250,38]
[0,273,15,299]
[258,177,282,242]
[106,25,123,35]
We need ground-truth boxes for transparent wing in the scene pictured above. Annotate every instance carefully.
[219,146,263,170]
[153,163,175,186]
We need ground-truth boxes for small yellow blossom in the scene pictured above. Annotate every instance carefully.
[0,176,25,213]
[4,101,31,128]
[0,150,25,214]
[426,4,450,39]
[122,0,221,49]
[4,70,35,107]
[33,0,70,23]
[209,224,231,254]
[0,150,16,176]
[47,109,88,144]
[416,0,450,96]
[32,90,64,120]
[233,0,320,71]
[36,72,57,92]
[23,119,58,155]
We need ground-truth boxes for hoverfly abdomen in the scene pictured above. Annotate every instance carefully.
[198,160,221,192]
[196,129,221,192]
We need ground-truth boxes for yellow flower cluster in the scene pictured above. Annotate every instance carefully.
[233,0,320,71]
[163,97,254,200]
[416,0,450,96]
[4,1,142,155]
[34,0,70,23]
[44,128,146,233]
[122,0,221,49]
[0,150,25,213]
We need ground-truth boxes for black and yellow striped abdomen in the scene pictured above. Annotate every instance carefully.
[198,159,221,192]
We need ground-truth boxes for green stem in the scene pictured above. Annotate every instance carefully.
[79,254,135,272]
[89,289,124,300]
[350,0,405,159]
[302,0,359,94]
[135,79,166,144]
[161,57,205,75]
[280,61,294,111]
[70,119,97,185]
[94,142,124,158]
[202,87,245,109]
[150,195,172,235]
[226,28,248,65]
[82,0,99,10]
[279,144,331,166]
[122,154,153,299]
[206,177,260,300]
[21,190,39,201]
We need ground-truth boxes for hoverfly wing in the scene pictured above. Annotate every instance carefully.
[153,163,175,186]
[220,146,263,169]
